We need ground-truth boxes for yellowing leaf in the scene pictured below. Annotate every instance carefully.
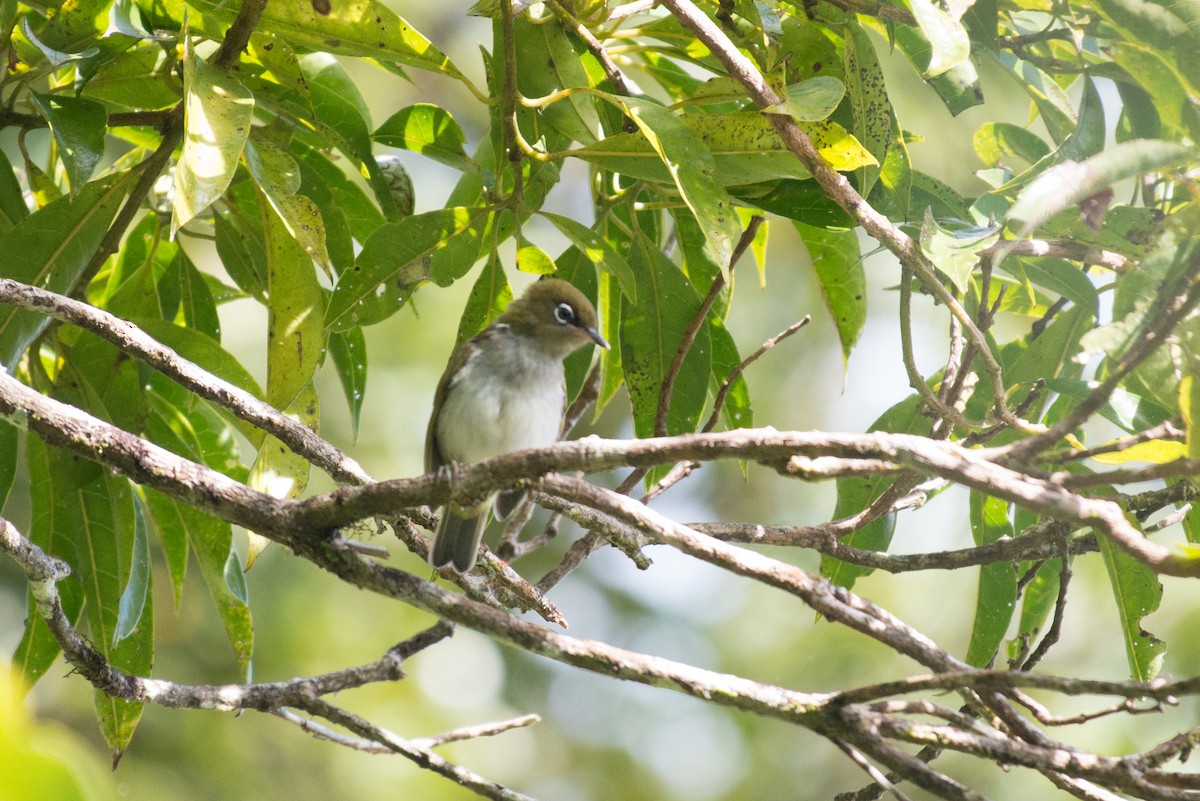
[1090,440,1187,464]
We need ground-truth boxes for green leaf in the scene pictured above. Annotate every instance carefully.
[134,318,263,399]
[615,97,741,273]
[172,37,253,235]
[1058,77,1107,163]
[919,212,1000,294]
[1008,509,1061,662]
[1095,0,1195,47]
[184,0,467,81]
[244,136,332,274]
[113,499,151,646]
[515,19,604,145]
[796,222,865,367]
[456,253,513,345]
[1108,42,1200,141]
[83,43,180,112]
[0,147,28,235]
[1043,379,1170,433]
[29,92,107,194]
[176,251,221,339]
[262,192,325,412]
[1007,140,1193,231]
[142,490,253,676]
[965,492,1017,667]
[1181,371,1200,461]
[14,438,84,689]
[907,0,971,76]
[246,385,318,568]
[991,52,1076,143]
[764,76,846,122]
[821,394,931,589]
[516,241,557,275]
[844,26,891,197]
[329,328,367,440]
[541,211,637,302]
[1009,258,1099,318]
[29,434,148,755]
[374,104,475,175]
[621,230,710,440]
[577,112,876,187]
[1098,516,1166,681]
[707,318,752,430]
[0,176,127,369]
[214,202,267,300]
[973,122,1050,167]
[0,419,16,512]
[327,207,488,329]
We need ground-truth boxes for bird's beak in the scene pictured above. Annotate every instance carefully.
[584,327,610,350]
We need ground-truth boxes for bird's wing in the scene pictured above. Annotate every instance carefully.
[425,337,482,472]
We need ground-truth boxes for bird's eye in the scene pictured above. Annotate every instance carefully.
[554,302,576,325]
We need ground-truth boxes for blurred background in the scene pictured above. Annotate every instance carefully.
[4,3,1200,800]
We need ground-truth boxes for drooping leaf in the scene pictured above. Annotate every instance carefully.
[965,492,1017,667]
[541,211,637,302]
[172,36,253,235]
[0,175,128,370]
[329,328,367,440]
[244,136,331,275]
[29,92,107,194]
[907,0,971,76]
[796,222,866,368]
[456,252,513,345]
[620,230,710,441]
[142,490,253,677]
[1097,515,1166,681]
[821,394,931,589]
[843,26,891,197]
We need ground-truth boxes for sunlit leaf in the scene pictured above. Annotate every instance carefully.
[541,211,637,302]
[184,0,468,81]
[374,104,477,173]
[244,136,332,275]
[579,111,876,188]
[172,36,253,235]
[327,207,489,330]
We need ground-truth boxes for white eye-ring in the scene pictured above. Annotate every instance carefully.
[554,302,576,325]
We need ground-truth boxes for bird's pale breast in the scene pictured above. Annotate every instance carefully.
[436,334,565,464]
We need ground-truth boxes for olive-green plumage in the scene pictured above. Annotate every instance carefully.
[426,278,607,572]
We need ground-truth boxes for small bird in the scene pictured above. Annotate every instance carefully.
[426,278,609,572]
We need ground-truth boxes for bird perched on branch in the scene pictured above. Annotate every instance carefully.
[426,278,608,572]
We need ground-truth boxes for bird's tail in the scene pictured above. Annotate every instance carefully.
[429,507,486,572]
